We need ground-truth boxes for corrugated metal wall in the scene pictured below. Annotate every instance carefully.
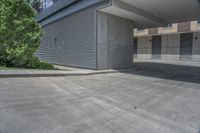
[36,6,97,69]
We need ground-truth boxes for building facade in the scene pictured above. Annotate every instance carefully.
[134,21,200,62]
[36,0,200,69]
[36,0,135,70]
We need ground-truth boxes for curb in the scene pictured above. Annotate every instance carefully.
[0,69,136,78]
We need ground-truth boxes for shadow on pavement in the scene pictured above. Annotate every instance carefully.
[121,62,200,84]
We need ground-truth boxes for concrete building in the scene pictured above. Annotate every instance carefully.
[134,21,200,62]
[36,0,200,69]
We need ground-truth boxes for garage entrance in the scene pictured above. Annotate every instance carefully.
[134,38,138,59]
[152,36,161,60]
[180,33,193,61]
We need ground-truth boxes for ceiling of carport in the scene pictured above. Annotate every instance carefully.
[100,0,200,28]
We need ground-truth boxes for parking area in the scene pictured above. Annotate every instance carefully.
[0,63,200,133]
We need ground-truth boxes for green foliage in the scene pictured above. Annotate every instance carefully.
[25,57,55,69]
[0,0,54,69]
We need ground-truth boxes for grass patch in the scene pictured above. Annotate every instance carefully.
[0,66,26,70]
[0,66,55,70]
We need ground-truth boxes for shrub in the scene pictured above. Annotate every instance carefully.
[0,0,54,69]
[25,57,54,69]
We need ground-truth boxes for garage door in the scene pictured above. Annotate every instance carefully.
[180,33,193,61]
[134,38,138,58]
[152,36,161,60]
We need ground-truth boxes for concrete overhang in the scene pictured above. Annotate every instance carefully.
[100,0,200,29]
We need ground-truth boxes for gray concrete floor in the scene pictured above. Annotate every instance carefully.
[134,58,200,67]
[0,63,200,133]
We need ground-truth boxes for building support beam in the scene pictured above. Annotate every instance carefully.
[96,11,134,69]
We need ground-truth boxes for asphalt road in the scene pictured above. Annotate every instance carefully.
[0,63,200,133]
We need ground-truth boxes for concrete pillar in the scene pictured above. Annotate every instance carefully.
[96,11,134,69]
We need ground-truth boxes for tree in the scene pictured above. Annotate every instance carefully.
[0,0,53,69]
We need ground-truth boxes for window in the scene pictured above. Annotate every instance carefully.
[46,0,54,8]
[163,24,172,28]
[197,19,200,24]
[137,28,145,31]
[39,0,58,12]
[40,0,53,10]
[134,28,145,32]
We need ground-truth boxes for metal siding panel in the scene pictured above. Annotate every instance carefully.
[36,26,57,63]
[36,6,97,69]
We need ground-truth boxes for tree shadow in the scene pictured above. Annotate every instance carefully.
[120,62,200,84]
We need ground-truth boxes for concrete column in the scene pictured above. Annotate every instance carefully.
[97,11,134,69]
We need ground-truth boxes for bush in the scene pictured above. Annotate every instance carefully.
[35,61,55,70]
[0,0,54,69]
[25,57,54,69]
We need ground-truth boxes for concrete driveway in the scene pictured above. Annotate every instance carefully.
[0,63,200,133]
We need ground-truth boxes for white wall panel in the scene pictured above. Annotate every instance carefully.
[161,34,180,61]
[192,32,200,61]
[137,36,152,60]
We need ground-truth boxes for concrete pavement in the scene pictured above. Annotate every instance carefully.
[0,63,200,133]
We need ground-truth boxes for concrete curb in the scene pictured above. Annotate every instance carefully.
[0,69,136,78]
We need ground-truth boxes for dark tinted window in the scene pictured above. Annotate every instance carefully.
[164,24,172,28]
